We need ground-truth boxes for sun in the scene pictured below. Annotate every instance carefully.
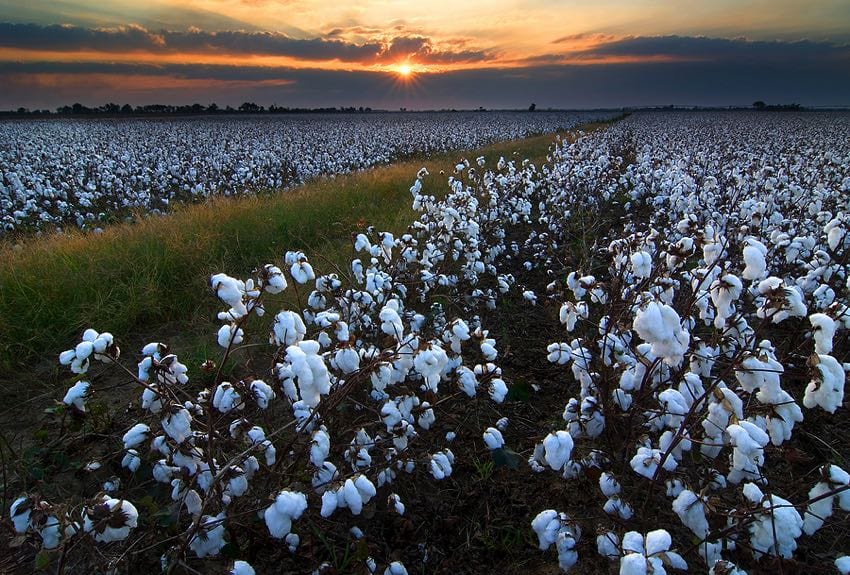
[397,64,413,78]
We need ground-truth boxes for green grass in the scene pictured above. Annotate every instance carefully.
[0,123,611,380]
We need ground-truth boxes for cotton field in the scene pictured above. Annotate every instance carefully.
[0,111,609,234]
[7,112,850,574]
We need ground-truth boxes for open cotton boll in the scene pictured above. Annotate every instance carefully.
[217,324,244,348]
[803,465,850,535]
[599,472,621,497]
[632,301,689,366]
[745,486,803,559]
[630,251,652,279]
[189,513,227,558]
[63,380,90,412]
[384,561,409,575]
[804,353,845,413]
[809,314,836,355]
[161,406,193,444]
[726,421,769,484]
[742,238,768,280]
[429,449,454,480]
[264,490,307,539]
[271,311,307,347]
[483,427,504,450]
[83,497,139,543]
[672,490,709,539]
[231,560,256,575]
[10,497,32,533]
[836,556,850,575]
[630,446,677,479]
[121,449,141,472]
[542,431,574,471]
[389,493,405,515]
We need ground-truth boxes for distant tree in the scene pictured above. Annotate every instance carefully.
[190,103,204,114]
[208,103,219,113]
[120,104,133,114]
[528,103,536,112]
[239,102,261,113]
[753,101,766,110]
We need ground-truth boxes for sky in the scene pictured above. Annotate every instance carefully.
[1,0,849,110]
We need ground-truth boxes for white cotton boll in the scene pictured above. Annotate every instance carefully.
[604,496,633,520]
[389,493,405,515]
[290,259,316,285]
[547,342,572,365]
[264,490,308,538]
[747,490,803,559]
[726,421,770,484]
[418,405,436,429]
[261,264,287,295]
[379,305,404,339]
[429,450,454,480]
[599,472,621,497]
[310,427,330,467]
[630,446,676,479]
[250,380,275,409]
[496,417,509,431]
[523,290,537,304]
[384,561,409,575]
[644,529,671,556]
[162,407,193,444]
[231,560,256,575]
[271,311,307,347]
[213,382,243,413]
[483,427,504,450]
[836,556,850,575]
[218,324,244,348]
[597,531,620,559]
[63,380,90,412]
[10,497,31,533]
[75,340,94,362]
[285,532,300,553]
[121,449,141,472]
[630,251,652,279]
[334,347,360,374]
[633,301,689,367]
[542,431,574,471]
[489,378,508,403]
[619,552,648,575]
[804,353,845,413]
[672,489,709,538]
[742,239,768,281]
[556,527,580,571]
[189,513,227,558]
[83,497,139,543]
[531,510,561,550]
[320,490,338,517]
[354,233,371,252]
[810,314,836,355]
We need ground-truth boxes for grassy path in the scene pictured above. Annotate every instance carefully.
[0,121,615,383]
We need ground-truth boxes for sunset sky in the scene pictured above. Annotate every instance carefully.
[1,0,849,110]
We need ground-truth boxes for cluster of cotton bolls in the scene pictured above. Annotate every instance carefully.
[9,111,850,573]
[12,138,571,572]
[526,111,849,572]
[0,111,615,233]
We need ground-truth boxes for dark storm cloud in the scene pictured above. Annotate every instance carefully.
[0,22,491,63]
[574,35,850,62]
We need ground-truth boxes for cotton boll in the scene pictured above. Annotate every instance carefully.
[384,561,409,575]
[264,490,308,538]
[83,497,139,543]
[804,353,845,413]
[218,324,244,348]
[672,490,709,538]
[836,556,850,575]
[809,314,836,355]
[599,472,621,497]
[10,497,32,533]
[63,380,90,412]
[121,449,141,472]
[189,513,227,558]
[483,427,504,450]
[429,450,454,480]
[271,311,307,347]
[633,301,689,367]
[231,560,256,575]
[597,531,620,560]
[742,239,768,281]
[630,251,652,279]
[542,431,574,471]
[531,509,561,550]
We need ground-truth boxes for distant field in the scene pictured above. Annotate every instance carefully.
[0,120,612,376]
[0,111,615,235]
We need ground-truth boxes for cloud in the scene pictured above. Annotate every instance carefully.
[571,34,850,63]
[0,22,493,65]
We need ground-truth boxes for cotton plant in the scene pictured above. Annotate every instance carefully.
[531,510,581,572]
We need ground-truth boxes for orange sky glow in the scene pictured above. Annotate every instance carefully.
[0,0,848,108]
